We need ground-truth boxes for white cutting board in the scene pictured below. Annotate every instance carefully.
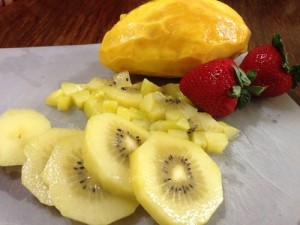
[0,44,300,225]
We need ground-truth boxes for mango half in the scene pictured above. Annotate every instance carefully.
[100,0,251,77]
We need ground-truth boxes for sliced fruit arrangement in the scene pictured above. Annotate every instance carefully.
[42,132,139,225]
[130,132,223,225]
[0,108,229,225]
[0,67,243,225]
[22,128,83,206]
[45,71,239,154]
[0,109,51,166]
[0,70,240,225]
[42,71,239,224]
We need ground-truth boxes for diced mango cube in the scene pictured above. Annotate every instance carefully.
[102,100,119,113]
[57,96,72,111]
[131,119,151,130]
[150,120,178,131]
[61,82,85,96]
[83,98,103,118]
[167,129,189,139]
[139,92,166,121]
[72,90,92,109]
[86,77,110,91]
[190,131,207,149]
[45,89,64,107]
[176,117,190,130]
[218,121,239,140]
[128,108,147,120]
[204,132,228,154]
[140,79,161,96]
[90,89,106,100]
[116,106,131,120]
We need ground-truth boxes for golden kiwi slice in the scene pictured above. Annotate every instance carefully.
[42,132,139,225]
[0,109,51,166]
[82,113,150,198]
[21,128,82,206]
[130,132,223,225]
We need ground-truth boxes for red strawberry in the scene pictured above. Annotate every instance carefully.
[240,33,300,97]
[179,58,264,118]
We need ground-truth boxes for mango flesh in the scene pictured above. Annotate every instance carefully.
[100,0,251,77]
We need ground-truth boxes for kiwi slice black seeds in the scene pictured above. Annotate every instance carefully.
[73,161,84,170]
[187,118,199,134]
[165,97,181,104]
[160,154,197,197]
[120,86,139,91]
[113,128,143,159]
[73,160,102,193]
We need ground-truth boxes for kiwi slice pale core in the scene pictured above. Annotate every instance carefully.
[82,113,150,198]
[42,132,139,225]
[130,132,223,225]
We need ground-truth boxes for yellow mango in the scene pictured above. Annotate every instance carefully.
[45,89,64,107]
[100,0,251,77]
[57,96,72,112]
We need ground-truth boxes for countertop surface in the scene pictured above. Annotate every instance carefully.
[0,44,300,225]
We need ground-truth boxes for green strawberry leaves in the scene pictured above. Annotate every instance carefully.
[291,65,300,88]
[272,33,290,72]
[272,33,300,88]
[244,70,257,82]
[247,86,267,95]
[228,65,267,109]
[232,65,251,87]
[237,89,251,109]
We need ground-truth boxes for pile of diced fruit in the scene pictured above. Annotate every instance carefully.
[0,71,239,225]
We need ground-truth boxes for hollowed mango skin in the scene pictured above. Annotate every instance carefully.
[100,0,251,77]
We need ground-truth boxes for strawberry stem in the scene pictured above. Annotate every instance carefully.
[232,65,251,87]
[228,86,241,98]
[230,65,267,110]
